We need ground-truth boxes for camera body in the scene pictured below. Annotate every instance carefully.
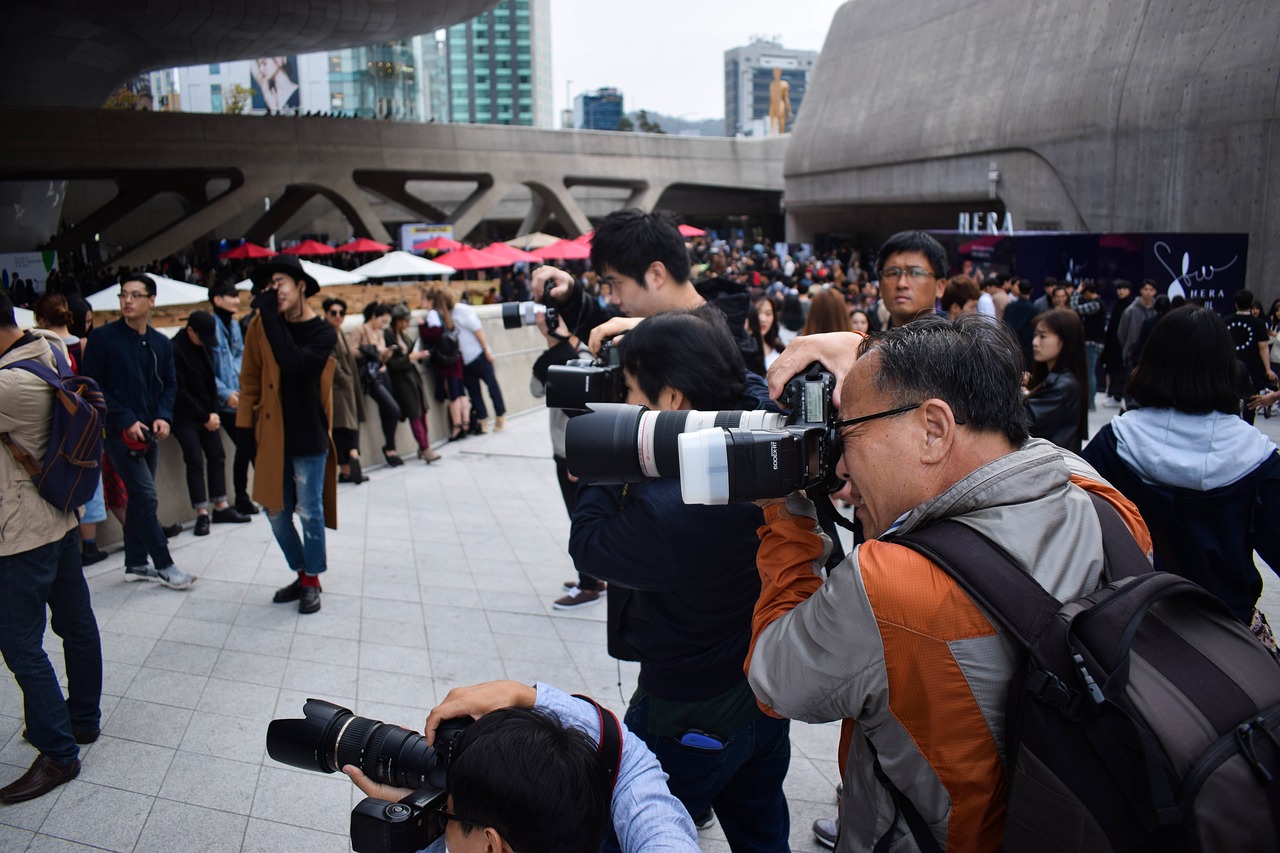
[267,699,470,853]
[564,362,843,504]
[544,341,624,411]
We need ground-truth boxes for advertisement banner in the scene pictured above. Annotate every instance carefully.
[0,251,58,298]
[250,56,301,113]
[400,223,454,253]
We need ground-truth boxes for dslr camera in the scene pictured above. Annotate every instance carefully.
[565,362,842,504]
[267,700,469,853]
[544,341,624,411]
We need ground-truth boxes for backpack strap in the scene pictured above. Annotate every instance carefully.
[572,694,624,797]
[0,347,74,478]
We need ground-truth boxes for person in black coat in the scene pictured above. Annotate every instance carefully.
[1001,277,1038,370]
[1023,308,1090,452]
[172,311,250,535]
[1099,280,1134,406]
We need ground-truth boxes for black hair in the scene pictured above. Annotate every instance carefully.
[1140,278,1158,291]
[1114,279,1132,293]
[1127,304,1239,415]
[120,272,157,297]
[447,707,609,853]
[876,230,948,280]
[362,301,390,321]
[589,209,691,286]
[0,289,15,329]
[66,294,92,337]
[1235,289,1255,311]
[619,305,745,410]
[322,297,348,314]
[1027,308,1089,443]
[859,314,1029,445]
[754,293,784,353]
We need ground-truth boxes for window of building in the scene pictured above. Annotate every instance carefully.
[330,55,343,73]
[210,84,223,113]
[209,63,220,74]
[331,91,344,109]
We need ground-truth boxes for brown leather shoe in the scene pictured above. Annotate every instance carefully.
[0,753,80,803]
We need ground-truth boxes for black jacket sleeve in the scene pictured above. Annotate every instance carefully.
[1024,371,1082,449]
[256,299,336,377]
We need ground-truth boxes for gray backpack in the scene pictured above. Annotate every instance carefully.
[895,492,1280,852]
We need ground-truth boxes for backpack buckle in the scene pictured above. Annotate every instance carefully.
[1025,668,1081,713]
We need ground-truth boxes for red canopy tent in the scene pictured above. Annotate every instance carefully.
[219,242,275,260]
[335,237,392,253]
[415,236,464,252]
[678,224,706,237]
[571,232,594,245]
[433,247,511,270]
[531,240,591,261]
[282,239,337,256]
[483,242,540,263]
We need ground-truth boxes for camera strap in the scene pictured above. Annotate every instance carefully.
[572,694,624,796]
[813,492,859,535]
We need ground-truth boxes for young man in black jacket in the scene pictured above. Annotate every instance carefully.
[171,310,250,536]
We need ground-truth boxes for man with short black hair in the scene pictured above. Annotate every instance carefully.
[1226,288,1276,426]
[81,273,195,590]
[207,280,257,514]
[1101,279,1135,407]
[0,290,103,803]
[1117,279,1159,372]
[874,230,947,328]
[1001,277,1038,369]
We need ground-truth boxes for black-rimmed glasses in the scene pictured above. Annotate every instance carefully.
[833,403,965,433]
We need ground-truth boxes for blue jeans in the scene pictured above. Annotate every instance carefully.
[0,530,102,762]
[1085,341,1103,408]
[104,435,174,571]
[463,356,506,419]
[267,454,328,575]
[607,692,791,853]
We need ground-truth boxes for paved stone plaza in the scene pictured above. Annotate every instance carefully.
[1,404,1277,852]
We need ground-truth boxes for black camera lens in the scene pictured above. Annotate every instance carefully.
[267,699,447,791]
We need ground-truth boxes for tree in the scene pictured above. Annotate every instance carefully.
[225,84,254,115]
[636,110,665,134]
[616,114,635,132]
[103,86,138,110]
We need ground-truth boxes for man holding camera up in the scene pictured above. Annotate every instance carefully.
[568,309,791,851]
[746,318,1151,851]
[82,273,195,590]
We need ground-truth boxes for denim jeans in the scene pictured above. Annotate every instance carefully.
[0,530,102,762]
[1085,341,1103,408]
[463,356,506,420]
[605,692,791,853]
[104,435,174,571]
[267,453,328,575]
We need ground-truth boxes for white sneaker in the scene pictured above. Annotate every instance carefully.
[154,566,196,590]
[553,586,602,610]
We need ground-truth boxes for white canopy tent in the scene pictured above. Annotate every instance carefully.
[350,251,455,281]
[234,259,368,291]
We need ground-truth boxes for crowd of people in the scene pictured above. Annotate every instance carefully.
[1,212,1278,853]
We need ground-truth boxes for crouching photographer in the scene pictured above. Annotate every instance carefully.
[567,308,792,852]
[268,680,697,853]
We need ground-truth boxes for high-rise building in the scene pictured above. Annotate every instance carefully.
[435,0,552,127]
[724,38,818,137]
[574,88,624,131]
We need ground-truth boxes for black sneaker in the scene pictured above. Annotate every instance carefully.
[234,496,260,516]
[273,577,322,603]
[81,543,108,566]
[194,514,210,536]
[211,506,250,524]
[299,586,321,614]
[162,523,183,539]
[348,457,364,483]
[692,809,716,830]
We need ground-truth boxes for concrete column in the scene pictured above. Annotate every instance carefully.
[625,182,669,212]
[451,177,514,241]
[516,192,551,235]
[524,181,592,237]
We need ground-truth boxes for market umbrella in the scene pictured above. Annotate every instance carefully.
[282,239,336,256]
[571,232,594,245]
[86,276,212,311]
[433,247,511,271]
[350,251,455,280]
[678,224,706,237]
[219,242,275,260]
[482,242,540,264]
[414,236,463,253]
[531,239,591,261]
[505,232,560,250]
[234,260,368,291]
[335,237,392,253]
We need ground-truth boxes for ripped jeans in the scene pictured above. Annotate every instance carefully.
[266,453,328,575]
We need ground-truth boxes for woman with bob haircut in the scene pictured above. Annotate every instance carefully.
[799,287,854,337]
[1022,307,1089,452]
[1083,304,1280,635]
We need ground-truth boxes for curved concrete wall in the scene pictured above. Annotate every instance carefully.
[787,0,1279,297]
[94,304,547,546]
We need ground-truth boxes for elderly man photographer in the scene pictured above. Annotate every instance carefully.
[343,680,698,853]
[748,317,1151,851]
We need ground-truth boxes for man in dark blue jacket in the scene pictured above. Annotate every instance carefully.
[81,274,194,590]
[568,309,790,852]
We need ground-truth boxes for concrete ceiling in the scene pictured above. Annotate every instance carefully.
[1,0,498,108]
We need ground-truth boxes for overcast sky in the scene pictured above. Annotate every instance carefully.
[548,0,849,123]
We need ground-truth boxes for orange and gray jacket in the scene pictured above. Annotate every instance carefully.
[746,439,1151,852]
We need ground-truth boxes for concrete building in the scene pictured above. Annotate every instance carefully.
[783,0,1280,298]
[724,38,818,137]
[435,0,552,127]
[574,88,624,131]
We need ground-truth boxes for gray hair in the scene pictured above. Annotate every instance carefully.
[857,314,1029,445]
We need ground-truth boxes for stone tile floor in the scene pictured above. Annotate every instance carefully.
[3,401,1279,852]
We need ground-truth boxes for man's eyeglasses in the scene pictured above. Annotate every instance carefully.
[880,267,936,283]
[118,290,152,302]
[833,403,965,435]
[434,808,477,836]
[327,309,345,317]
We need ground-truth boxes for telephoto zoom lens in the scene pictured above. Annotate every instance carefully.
[678,428,807,504]
[267,699,446,790]
[565,403,786,485]
[500,301,543,329]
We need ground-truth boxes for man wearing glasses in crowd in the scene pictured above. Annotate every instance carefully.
[81,274,195,590]
[877,230,949,329]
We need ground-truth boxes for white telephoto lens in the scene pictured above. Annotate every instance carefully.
[677,429,731,505]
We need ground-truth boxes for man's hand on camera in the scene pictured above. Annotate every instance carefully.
[424,681,537,745]
[588,316,642,356]
[767,331,863,408]
[343,765,414,803]
[530,266,575,304]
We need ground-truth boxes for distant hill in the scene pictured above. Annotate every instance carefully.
[621,110,727,137]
